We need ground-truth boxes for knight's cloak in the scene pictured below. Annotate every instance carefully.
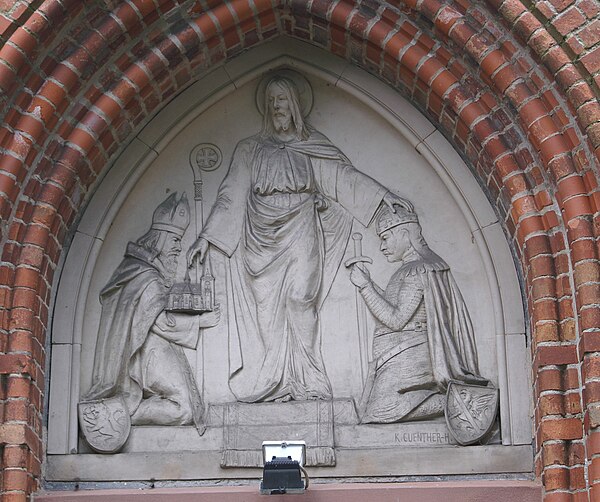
[360,250,486,422]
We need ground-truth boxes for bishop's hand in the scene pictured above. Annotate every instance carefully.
[198,305,221,328]
[382,191,414,213]
[187,237,209,267]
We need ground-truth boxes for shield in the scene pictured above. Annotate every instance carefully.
[78,396,131,453]
[445,381,499,445]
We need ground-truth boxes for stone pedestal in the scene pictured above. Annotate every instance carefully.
[219,400,337,467]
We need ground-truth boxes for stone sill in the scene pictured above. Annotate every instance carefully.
[45,445,532,481]
[35,480,542,501]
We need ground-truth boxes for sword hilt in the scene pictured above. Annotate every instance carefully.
[345,232,372,268]
[345,256,373,267]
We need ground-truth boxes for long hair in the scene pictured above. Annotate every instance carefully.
[261,76,310,141]
[135,229,166,260]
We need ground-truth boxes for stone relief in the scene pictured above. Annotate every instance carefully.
[79,193,220,453]
[79,69,499,458]
[346,205,497,442]
[78,396,130,453]
[446,381,499,445]
[187,70,412,404]
[190,143,223,173]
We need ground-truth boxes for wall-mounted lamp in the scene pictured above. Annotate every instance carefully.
[260,441,309,495]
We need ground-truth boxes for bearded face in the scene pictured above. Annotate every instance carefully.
[267,82,293,133]
[159,232,182,279]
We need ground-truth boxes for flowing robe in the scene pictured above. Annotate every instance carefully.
[201,131,387,402]
[84,243,204,431]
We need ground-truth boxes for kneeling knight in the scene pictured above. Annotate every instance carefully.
[349,204,487,424]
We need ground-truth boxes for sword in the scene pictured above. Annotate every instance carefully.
[344,233,373,385]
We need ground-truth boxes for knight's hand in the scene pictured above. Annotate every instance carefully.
[187,237,209,267]
[350,264,370,289]
[382,191,413,213]
[198,305,220,328]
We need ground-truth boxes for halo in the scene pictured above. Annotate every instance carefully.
[255,69,314,117]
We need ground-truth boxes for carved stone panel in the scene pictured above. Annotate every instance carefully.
[221,400,336,467]
[47,58,528,481]
[445,381,499,445]
[78,397,130,453]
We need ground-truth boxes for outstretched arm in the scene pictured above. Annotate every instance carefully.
[187,237,209,267]
[190,139,255,262]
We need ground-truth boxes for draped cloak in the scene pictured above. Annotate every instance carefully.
[361,250,486,422]
[201,131,387,402]
[420,257,483,389]
[84,244,204,432]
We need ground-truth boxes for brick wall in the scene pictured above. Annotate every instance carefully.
[0,0,597,500]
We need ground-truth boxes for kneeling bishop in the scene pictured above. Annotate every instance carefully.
[82,193,219,437]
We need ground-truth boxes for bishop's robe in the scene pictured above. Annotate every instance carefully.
[84,243,204,432]
[201,130,387,402]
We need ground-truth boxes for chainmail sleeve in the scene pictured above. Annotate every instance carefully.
[359,272,424,331]
[370,281,385,296]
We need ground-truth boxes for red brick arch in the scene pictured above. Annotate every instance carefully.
[0,0,598,500]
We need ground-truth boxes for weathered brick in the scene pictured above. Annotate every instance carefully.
[540,392,566,415]
[580,45,600,74]
[541,417,583,441]
[553,6,586,36]
[537,345,579,367]
[543,465,570,490]
[578,19,600,48]
[584,380,600,406]
[578,0,600,18]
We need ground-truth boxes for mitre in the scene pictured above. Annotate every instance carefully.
[151,192,190,237]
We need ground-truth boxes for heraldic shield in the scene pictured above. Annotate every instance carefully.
[445,380,499,445]
[78,396,131,453]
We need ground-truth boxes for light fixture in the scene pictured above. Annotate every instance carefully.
[260,441,309,495]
